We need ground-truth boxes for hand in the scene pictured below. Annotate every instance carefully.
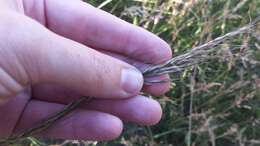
[0,0,172,141]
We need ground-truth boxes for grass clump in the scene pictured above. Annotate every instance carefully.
[88,1,260,146]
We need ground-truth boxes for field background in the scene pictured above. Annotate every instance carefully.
[14,0,260,146]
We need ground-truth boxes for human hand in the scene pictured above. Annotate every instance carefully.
[0,0,172,141]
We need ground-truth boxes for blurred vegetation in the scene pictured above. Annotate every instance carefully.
[14,0,260,146]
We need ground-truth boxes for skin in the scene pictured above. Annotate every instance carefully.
[0,0,172,141]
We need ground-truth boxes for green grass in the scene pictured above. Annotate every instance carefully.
[15,0,260,145]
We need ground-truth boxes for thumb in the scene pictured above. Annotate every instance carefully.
[30,32,144,98]
[0,12,143,101]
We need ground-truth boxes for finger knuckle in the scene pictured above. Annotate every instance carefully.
[0,67,24,99]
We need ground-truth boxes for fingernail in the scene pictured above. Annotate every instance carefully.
[121,68,143,95]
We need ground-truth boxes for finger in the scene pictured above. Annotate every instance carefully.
[10,14,143,99]
[32,86,162,125]
[36,33,143,98]
[0,90,29,139]
[31,48,169,101]
[0,68,24,103]
[84,96,162,126]
[14,100,123,141]
[25,0,172,63]
[143,75,171,96]
[32,84,80,103]
[0,11,29,101]
[97,50,171,96]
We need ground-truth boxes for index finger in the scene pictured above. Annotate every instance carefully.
[38,0,172,64]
